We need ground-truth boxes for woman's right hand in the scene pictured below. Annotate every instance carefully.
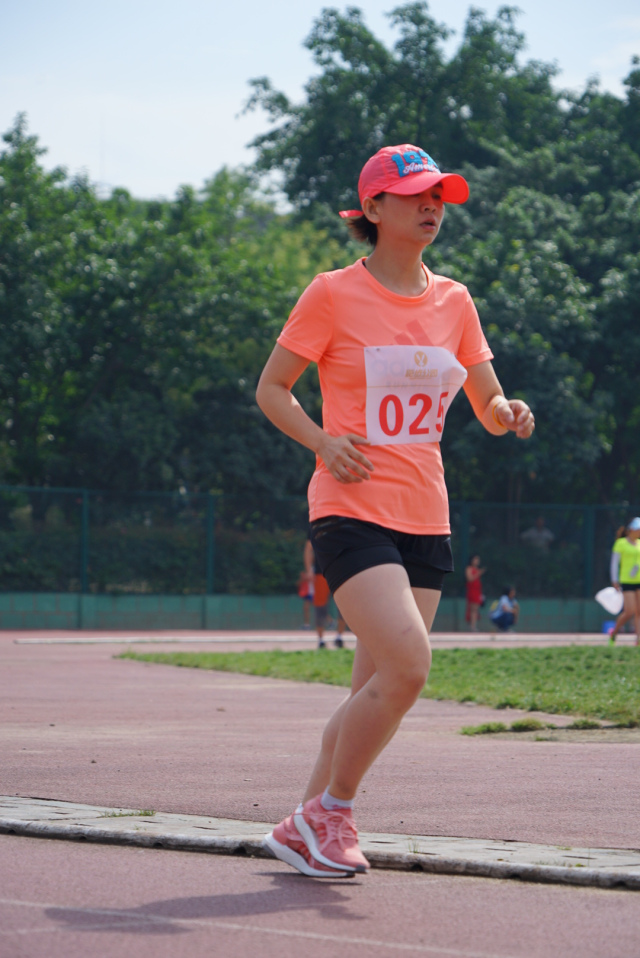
[317,433,374,484]
[613,582,622,592]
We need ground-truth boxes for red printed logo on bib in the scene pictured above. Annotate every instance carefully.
[364,345,467,445]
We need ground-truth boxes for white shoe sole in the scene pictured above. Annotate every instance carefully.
[263,831,351,878]
[293,813,368,874]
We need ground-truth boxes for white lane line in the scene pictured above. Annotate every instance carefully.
[0,898,517,957]
[13,634,318,645]
[1,920,163,936]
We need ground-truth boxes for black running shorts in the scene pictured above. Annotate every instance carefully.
[309,515,454,595]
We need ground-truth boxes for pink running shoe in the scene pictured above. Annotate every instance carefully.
[264,806,351,878]
[294,795,370,873]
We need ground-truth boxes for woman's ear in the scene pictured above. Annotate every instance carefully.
[362,195,383,223]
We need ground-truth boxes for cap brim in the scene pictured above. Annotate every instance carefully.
[386,170,469,204]
[339,171,469,218]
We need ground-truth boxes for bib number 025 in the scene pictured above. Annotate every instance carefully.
[364,345,467,446]
[378,391,449,437]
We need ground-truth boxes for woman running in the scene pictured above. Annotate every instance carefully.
[609,517,640,645]
[256,144,535,878]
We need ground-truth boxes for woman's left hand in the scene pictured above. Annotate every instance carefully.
[495,399,535,439]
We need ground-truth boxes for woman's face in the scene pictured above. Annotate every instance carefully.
[471,555,480,566]
[365,185,445,248]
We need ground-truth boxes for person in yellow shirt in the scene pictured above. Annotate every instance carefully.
[609,517,640,645]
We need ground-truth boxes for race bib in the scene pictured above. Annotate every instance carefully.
[364,345,467,445]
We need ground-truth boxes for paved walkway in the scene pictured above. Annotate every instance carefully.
[3,630,639,849]
[2,630,639,957]
[3,796,639,890]
[4,833,640,958]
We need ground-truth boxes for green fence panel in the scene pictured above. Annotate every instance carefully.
[1,485,638,605]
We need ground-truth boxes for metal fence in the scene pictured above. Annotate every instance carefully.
[0,484,635,599]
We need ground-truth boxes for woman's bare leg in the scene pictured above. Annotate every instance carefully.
[303,640,376,802]
[311,565,437,800]
[303,577,441,802]
[611,592,635,640]
[411,584,442,633]
[634,591,640,646]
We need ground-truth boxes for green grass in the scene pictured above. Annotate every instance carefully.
[119,645,640,726]
[460,722,508,735]
[509,718,549,733]
[461,719,557,735]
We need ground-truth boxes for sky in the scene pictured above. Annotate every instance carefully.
[1,0,639,199]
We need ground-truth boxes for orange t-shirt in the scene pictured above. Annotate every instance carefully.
[277,259,493,534]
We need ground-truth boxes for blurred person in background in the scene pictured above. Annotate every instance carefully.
[313,571,348,649]
[465,554,486,632]
[490,585,519,633]
[608,518,640,645]
[520,516,555,551]
[298,538,315,628]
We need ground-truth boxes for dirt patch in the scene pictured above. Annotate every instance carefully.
[490,727,640,744]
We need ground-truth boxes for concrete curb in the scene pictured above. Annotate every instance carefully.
[364,850,640,889]
[2,798,639,891]
[12,631,615,645]
[0,816,270,856]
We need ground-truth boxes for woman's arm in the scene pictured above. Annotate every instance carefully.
[463,361,535,439]
[256,343,374,484]
[610,551,621,588]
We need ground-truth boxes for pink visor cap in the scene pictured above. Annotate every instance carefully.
[339,145,469,218]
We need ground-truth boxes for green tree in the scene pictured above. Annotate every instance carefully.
[244,3,563,209]
[3,3,640,508]
[0,114,88,486]
[0,119,348,495]
[244,5,640,504]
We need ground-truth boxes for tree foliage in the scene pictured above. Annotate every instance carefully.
[0,116,351,495]
[2,4,640,506]
[245,3,640,504]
